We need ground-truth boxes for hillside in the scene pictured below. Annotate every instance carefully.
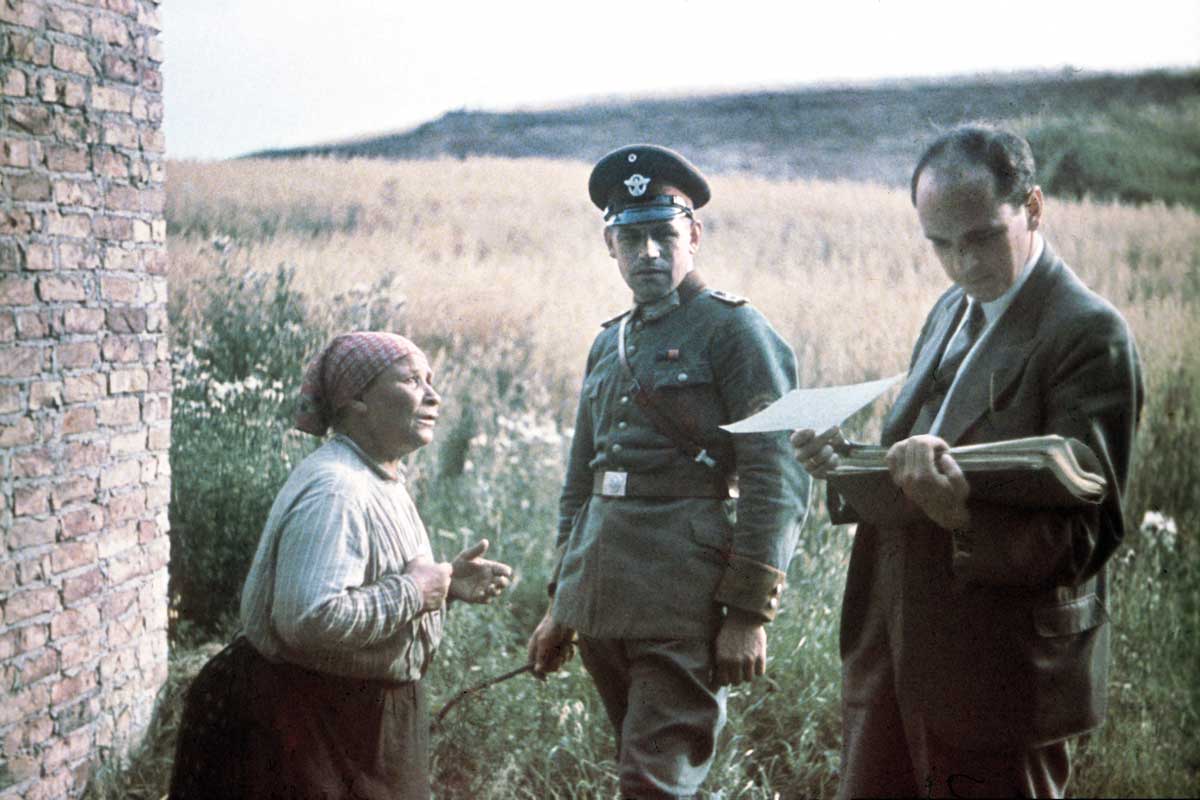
[247,70,1200,202]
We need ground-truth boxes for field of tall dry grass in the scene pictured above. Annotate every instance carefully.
[89,156,1200,798]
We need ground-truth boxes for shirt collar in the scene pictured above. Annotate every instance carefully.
[636,288,682,322]
[979,233,1042,325]
[332,433,405,483]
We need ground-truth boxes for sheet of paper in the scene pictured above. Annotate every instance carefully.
[721,374,905,434]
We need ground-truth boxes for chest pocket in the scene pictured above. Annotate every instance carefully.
[651,359,714,392]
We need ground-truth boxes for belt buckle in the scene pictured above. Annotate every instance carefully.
[601,471,628,497]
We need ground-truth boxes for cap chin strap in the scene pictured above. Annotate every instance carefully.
[604,194,695,224]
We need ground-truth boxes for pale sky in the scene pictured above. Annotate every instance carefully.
[163,0,1200,161]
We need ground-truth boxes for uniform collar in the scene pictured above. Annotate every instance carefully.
[635,270,707,322]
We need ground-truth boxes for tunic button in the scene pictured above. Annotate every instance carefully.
[617,421,628,430]
[677,372,688,382]
[611,443,623,453]
[627,345,637,355]
[620,395,630,404]
[634,320,644,330]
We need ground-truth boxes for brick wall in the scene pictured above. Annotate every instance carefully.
[0,1,167,797]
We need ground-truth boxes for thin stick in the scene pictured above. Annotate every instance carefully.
[434,663,535,726]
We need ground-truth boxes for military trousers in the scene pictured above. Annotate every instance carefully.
[578,637,728,800]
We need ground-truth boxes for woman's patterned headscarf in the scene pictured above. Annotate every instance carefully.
[294,332,419,436]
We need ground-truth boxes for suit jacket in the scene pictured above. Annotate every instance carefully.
[834,242,1143,749]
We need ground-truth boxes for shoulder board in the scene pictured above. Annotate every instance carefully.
[600,309,633,329]
[708,289,748,307]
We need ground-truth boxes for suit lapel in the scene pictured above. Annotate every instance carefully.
[882,292,965,445]
[936,244,1062,445]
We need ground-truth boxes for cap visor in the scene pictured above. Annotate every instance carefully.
[608,205,690,226]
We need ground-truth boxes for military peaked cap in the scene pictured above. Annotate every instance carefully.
[588,144,711,226]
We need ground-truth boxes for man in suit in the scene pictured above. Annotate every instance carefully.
[527,144,809,799]
[793,126,1142,798]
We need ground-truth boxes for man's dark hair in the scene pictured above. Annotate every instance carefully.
[910,124,1036,207]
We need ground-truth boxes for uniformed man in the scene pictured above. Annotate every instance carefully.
[527,144,809,800]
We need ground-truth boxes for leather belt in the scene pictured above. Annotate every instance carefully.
[592,470,729,499]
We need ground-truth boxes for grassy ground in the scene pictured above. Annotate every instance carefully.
[87,156,1199,798]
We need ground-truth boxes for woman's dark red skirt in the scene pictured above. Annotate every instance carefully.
[168,636,430,800]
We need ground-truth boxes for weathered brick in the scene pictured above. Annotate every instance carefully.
[47,6,88,35]
[92,14,130,45]
[104,183,140,212]
[0,274,37,304]
[97,396,138,426]
[61,405,97,435]
[57,340,100,369]
[28,380,61,410]
[8,32,51,66]
[50,669,97,707]
[53,109,95,144]
[101,54,137,83]
[0,311,15,342]
[10,173,51,201]
[45,144,91,173]
[99,275,138,303]
[4,587,60,625]
[7,103,52,135]
[51,44,95,77]
[109,429,145,454]
[24,242,55,271]
[94,214,133,240]
[0,136,32,167]
[0,240,22,271]
[51,475,95,509]
[0,384,22,413]
[0,208,34,235]
[15,309,52,338]
[43,210,93,239]
[63,374,107,403]
[50,537,98,575]
[53,177,102,208]
[99,457,140,489]
[101,334,139,363]
[13,485,50,516]
[12,445,55,477]
[107,307,145,334]
[7,515,56,547]
[101,587,137,621]
[0,417,37,446]
[61,307,104,334]
[61,568,103,604]
[97,522,138,559]
[91,85,132,113]
[38,275,88,303]
[137,3,162,31]
[146,425,169,451]
[2,66,27,96]
[0,622,47,660]
[16,647,59,685]
[0,344,44,377]
[106,487,145,522]
[140,128,165,155]
[140,66,162,93]
[108,368,147,394]
[61,504,105,538]
[41,74,87,107]
[2,714,53,751]
[58,631,103,670]
[58,242,100,271]
[51,604,100,640]
[65,440,107,470]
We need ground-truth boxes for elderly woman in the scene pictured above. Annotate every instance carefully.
[169,332,512,800]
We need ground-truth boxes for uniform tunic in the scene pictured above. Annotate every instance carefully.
[550,271,808,799]
[552,271,809,637]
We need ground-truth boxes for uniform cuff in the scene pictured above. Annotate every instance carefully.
[714,554,786,622]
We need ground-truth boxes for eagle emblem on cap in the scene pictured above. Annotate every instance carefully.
[624,173,651,197]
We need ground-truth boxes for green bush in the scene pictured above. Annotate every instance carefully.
[1022,98,1200,209]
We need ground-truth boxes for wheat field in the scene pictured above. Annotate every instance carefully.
[90,156,1200,799]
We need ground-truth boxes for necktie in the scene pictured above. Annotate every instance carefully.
[910,300,986,435]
